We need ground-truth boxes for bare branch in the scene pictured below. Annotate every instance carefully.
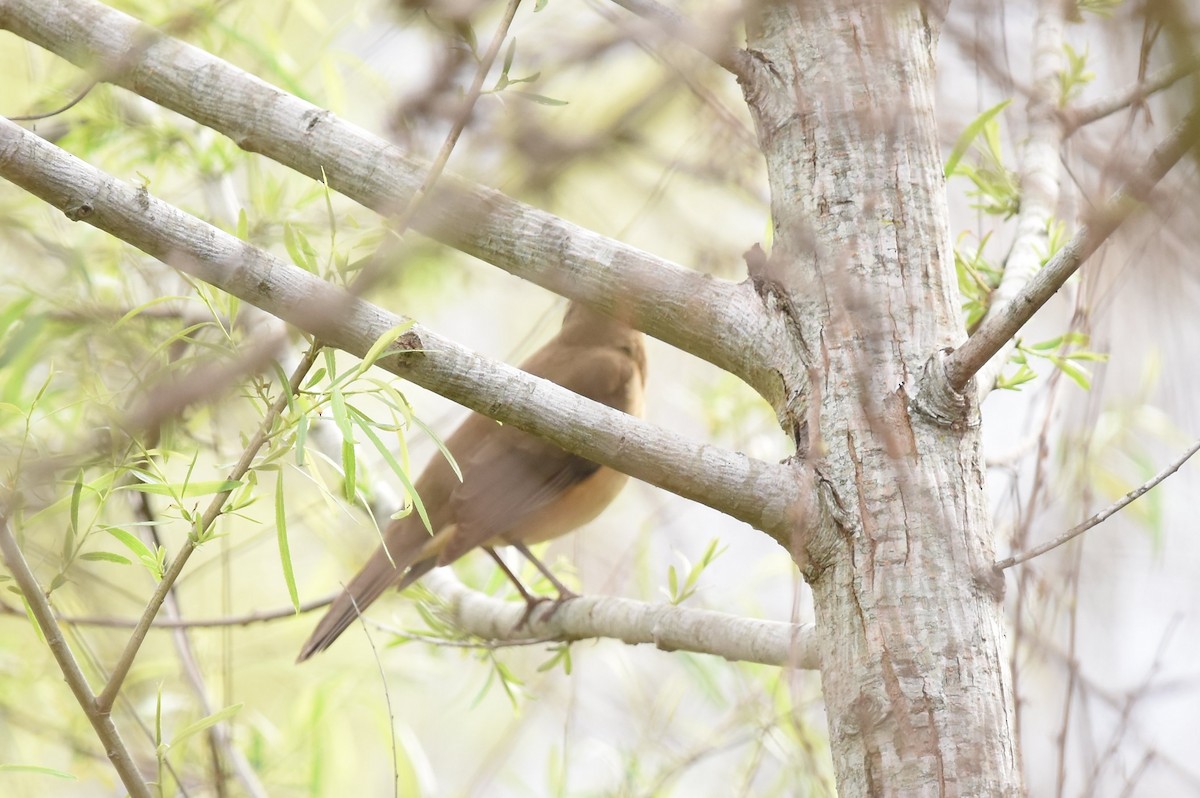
[606,0,757,79]
[0,116,807,543]
[0,517,152,798]
[3,578,817,668]
[0,594,337,629]
[0,0,791,405]
[1066,57,1200,132]
[420,569,818,668]
[996,436,1200,570]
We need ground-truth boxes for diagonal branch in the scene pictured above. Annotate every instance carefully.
[1065,56,1200,132]
[0,0,791,407]
[95,345,321,712]
[972,1,1068,400]
[0,517,151,798]
[995,435,1200,570]
[0,116,807,544]
[938,110,1198,395]
[606,0,757,79]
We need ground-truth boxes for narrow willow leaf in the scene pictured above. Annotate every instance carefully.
[123,479,242,498]
[276,469,300,611]
[169,704,244,747]
[79,551,132,565]
[348,407,432,534]
[0,764,77,780]
[945,99,1011,178]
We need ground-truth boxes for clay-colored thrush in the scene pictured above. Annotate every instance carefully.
[297,302,646,660]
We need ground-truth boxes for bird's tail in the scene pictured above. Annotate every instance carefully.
[296,519,435,662]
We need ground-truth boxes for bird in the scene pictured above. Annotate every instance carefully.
[297,301,646,661]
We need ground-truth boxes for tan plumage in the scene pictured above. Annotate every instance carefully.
[297,302,646,661]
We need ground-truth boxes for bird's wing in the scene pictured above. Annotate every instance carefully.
[436,346,637,564]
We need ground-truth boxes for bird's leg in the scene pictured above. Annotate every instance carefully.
[511,542,577,600]
[484,547,550,629]
[511,542,577,624]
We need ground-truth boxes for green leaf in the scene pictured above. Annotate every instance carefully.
[1029,335,1066,351]
[303,367,328,389]
[510,91,568,107]
[341,437,357,501]
[296,409,309,467]
[79,551,133,565]
[122,479,243,498]
[343,321,416,383]
[283,223,319,273]
[320,165,337,258]
[502,37,516,78]
[327,385,352,443]
[945,100,1011,178]
[102,526,155,563]
[169,704,244,747]
[65,470,83,562]
[101,526,162,579]
[409,413,462,482]
[536,643,572,674]
[1049,355,1092,390]
[996,363,1037,391]
[329,386,357,501]
[0,764,77,780]
[348,407,432,534]
[275,469,300,611]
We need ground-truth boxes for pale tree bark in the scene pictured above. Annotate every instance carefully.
[0,0,1024,795]
[21,0,1199,794]
[738,3,1021,795]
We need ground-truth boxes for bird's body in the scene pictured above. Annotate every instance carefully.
[297,302,646,661]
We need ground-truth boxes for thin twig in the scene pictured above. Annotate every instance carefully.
[352,0,524,296]
[0,516,152,798]
[6,81,97,121]
[0,593,337,629]
[342,589,400,798]
[606,0,753,78]
[996,435,1200,569]
[1066,57,1200,132]
[96,345,322,712]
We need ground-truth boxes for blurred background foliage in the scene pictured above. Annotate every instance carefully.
[0,1,817,796]
[2,0,1199,795]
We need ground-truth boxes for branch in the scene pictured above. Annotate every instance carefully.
[420,569,818,668]
[606,0,757,79]
[937,110,1198,395]
[3,580,818,668]
[0,517,152,798]
[995,435,1200,570]
[1066,57,1200,132]
[95,346,321,712]
[0,116,806,543]
[0,0,791,406]
[972,1,1068,400]
[0,593,338,629]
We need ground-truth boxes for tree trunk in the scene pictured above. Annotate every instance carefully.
[740,3,1023,795]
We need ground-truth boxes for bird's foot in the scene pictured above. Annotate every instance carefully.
[515,589,578,630]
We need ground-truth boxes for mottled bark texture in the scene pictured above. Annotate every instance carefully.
[740,3,1022,795]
